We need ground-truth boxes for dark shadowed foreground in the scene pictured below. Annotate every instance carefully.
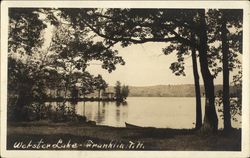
[7,121,241,151]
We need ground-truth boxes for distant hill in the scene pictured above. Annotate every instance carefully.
[105,84,241,97]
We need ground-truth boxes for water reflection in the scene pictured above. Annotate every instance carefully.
[51,97,241,129]
[95,102,104,123]
[71,101,128,127]
[115,101,128,106]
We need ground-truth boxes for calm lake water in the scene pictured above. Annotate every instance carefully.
[61,97,241,129]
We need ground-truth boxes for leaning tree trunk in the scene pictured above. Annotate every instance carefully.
[198,10,218,132]
[221,11,232,131]
[191,33,202,130]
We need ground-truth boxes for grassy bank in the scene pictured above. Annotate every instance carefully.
[7,121,241,151]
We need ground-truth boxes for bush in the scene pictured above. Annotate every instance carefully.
[8,100,87,123]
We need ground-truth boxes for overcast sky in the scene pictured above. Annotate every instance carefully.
[42,17,241,87]
[86,42,241,87]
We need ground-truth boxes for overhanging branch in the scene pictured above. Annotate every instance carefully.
[82,19,199,48]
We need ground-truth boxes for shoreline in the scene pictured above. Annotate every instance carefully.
[7,121,241,151]
[10,96,207,103]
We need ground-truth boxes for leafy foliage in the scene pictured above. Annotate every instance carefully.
[7,8,125,121]
[114,81,129,101]
[8,8,46,55]
[207,9,242,78]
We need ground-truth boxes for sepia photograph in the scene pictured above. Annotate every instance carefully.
[1,1,249,158]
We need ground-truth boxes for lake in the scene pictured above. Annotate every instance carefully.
[64,97,241,129]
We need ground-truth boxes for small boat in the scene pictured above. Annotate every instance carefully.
[125,122,142,128]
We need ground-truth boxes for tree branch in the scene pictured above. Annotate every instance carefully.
[82,19,194,46]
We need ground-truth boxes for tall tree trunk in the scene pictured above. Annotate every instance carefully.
[15,91,27,120]
[64,86,68,99]
[198,10,218,132]
[221,10,232,131]
[98,89,101,100]
[191,33,202,129]
[14,80,32,121]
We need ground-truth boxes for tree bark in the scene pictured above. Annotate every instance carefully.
[221,11,232,131]
[98,89,101,100]
[191,33,202,130]
[198,10,218,132]
[14,80,32,121]
[64,86,68,99]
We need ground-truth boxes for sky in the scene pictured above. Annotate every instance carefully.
[41,16,241,87]
[86,42,240,87]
